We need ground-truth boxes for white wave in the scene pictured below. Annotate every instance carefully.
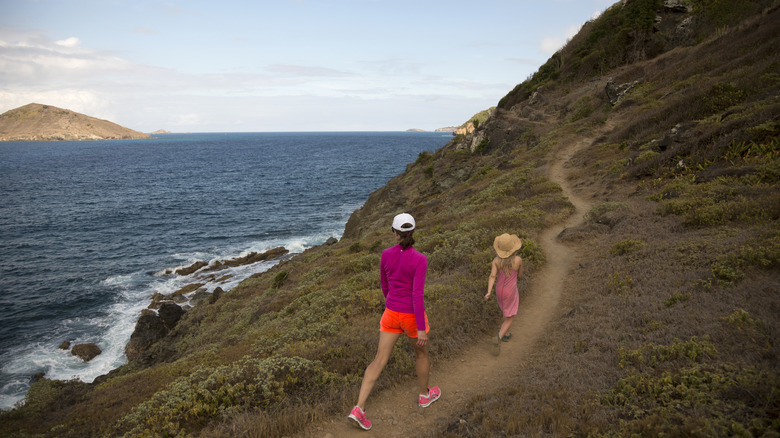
[0,233,343,411]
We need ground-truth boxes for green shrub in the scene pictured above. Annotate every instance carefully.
[610,239,645,256]
[474,137,490,154]
[663,292,691,308]
[568,96,593,122]
[606,271,633,296]
[272,271,288,288]
[585,202,628,224]
[634,149,659,165]
[118,356,347,437]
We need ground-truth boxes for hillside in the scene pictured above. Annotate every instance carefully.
[1,0,778,437]
[0,103,151,141]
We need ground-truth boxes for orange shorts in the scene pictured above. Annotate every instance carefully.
[380,308,429,337]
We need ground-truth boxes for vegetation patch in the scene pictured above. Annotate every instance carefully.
[598,337,779,437]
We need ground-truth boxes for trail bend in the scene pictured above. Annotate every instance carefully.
[298,138,593,438]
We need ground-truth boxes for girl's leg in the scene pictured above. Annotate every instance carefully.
[410,338,430,395]
[498,316,514,339]
[357,331,402,410]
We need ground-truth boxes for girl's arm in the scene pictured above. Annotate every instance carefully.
[514,256,523,278]
[485,258,498,300]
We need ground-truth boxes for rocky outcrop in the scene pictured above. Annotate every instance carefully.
[605,78,640,105]
[175,261,208,276]
[158,303,186,330]
[204,247,288,272]
[125,246,291,363]
[663,0,691,12]
[71,343,102,362]
[125,310,170,362]
[0,103,151,141]
[454,122,476,136]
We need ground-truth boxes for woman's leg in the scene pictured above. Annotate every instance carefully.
[357,331,402,410]
[499,316,514,339]
[410,338,430,395]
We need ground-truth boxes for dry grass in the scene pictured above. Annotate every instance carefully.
[1,2,778,437]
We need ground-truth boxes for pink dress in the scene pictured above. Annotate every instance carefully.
[496,269,519,317]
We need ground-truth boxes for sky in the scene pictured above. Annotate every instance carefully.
[0,0,615,132]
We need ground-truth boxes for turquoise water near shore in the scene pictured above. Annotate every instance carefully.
[0,131,451,410]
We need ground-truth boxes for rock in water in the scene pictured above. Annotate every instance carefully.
[71,343,102,362]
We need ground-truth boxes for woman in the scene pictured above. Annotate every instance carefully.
[348,213,441,431]
[484,233,523,356]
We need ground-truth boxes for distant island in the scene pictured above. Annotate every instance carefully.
[150,129,172,135]
[0,103,151,141]
[406,127,456,133]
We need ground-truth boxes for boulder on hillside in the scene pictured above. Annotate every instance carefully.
[188,290,210,307]
[208,287,224,304]
[158,303,185,330]
[125,311,168,362]
[71,343,102,362]
[605,77,640,106]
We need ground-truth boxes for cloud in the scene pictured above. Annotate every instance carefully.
[265,64,353,78]
[55,37,81,47]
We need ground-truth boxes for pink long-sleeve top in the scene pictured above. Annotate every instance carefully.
[380,244,428,331]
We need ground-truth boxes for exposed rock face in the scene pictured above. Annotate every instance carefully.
[204,247,288,272]
[158,303,185,330]
[127,246,291,363]
[71,343,102,362]
[0,103,151,141]
[663,0,691,12]
[175,261,208,276]
[605,77,640,105]
[125,311,169,362]
[454,122,476,136]
[208,287,224,304]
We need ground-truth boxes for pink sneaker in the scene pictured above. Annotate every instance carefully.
[418,386,441,407]
[348,405,372,430]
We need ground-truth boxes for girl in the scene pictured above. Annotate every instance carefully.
[348,213,441,431]
[484,233,523,355]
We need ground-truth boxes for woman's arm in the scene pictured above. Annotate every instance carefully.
[514,256,523,278]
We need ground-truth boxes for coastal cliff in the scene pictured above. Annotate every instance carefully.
[1,1,778,437]
[0,103,151,141]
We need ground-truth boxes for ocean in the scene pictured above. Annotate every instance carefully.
[0,131,452,410]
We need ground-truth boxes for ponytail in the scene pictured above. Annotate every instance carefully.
[397,230,415,250]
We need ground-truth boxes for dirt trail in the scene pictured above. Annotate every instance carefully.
[298,139,593,438]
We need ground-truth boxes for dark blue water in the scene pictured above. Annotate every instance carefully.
[0,131,451,409]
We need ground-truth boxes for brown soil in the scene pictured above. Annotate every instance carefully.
[297,136,597,438]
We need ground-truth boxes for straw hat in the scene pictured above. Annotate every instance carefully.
[493,233,522,258]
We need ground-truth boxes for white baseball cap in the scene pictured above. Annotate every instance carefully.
[392,213,415,232]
